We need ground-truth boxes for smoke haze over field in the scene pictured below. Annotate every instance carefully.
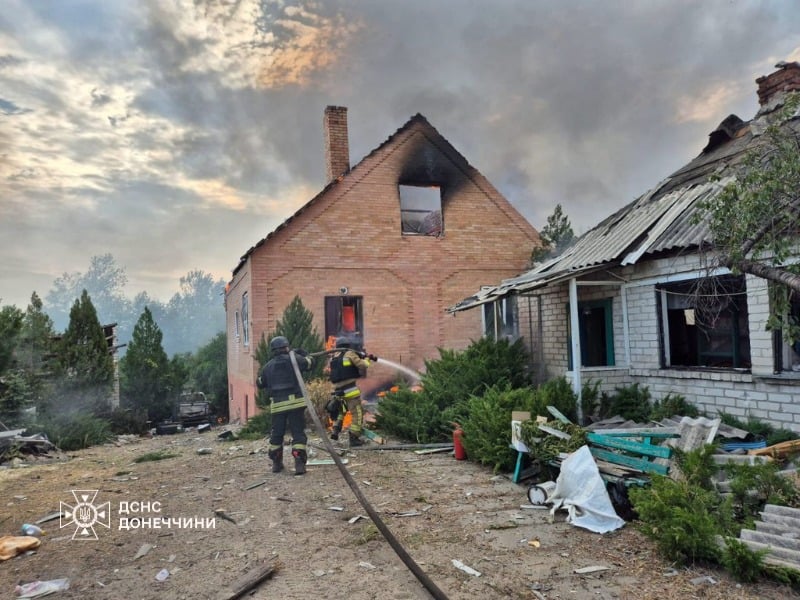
[1,0,799,309]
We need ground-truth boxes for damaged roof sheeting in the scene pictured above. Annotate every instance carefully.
[449,63,800,314]
[447,177,731,313]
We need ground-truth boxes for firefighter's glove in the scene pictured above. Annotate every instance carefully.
[367,354,378,362]
[356,351,367,359]
[295,348,308,357]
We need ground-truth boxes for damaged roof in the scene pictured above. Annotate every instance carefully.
[449,65,800,313]
[231,113,489,277]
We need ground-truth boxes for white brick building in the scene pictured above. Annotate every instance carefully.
[450,63,800,432]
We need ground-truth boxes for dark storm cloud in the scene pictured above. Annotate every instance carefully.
[1,0,798,309]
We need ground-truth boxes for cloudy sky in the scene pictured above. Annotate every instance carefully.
[1,1,799,310]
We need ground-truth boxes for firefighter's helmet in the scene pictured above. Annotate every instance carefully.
[335,335,362,351]
[270,336,290,353]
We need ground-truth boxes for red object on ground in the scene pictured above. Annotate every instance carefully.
[452,423,466,460]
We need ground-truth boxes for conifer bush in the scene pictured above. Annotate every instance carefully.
[460,384,537,472]
[375,338,530,443]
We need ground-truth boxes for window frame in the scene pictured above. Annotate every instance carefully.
[324,295,364,348]
[656,275,750,370]
[241,292,249,347]
[483,296,519,341]
[398,184,443,237]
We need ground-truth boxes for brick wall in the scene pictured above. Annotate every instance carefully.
[516,253,800,432]
[226,120,541,422]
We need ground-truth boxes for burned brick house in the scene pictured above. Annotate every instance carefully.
[451,62,800,432]
[225,107,541,423]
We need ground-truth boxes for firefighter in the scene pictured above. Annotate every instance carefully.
[256,336,313,475]
[328,336,376,447]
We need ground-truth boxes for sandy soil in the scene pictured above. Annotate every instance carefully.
[1,427,798,600]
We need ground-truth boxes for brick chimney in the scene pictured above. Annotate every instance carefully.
[323,106,350,183]
[756,61,800,106]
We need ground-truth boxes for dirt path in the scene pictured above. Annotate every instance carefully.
[0,429,797,599]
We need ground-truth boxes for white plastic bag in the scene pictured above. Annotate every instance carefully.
[548,445,626,533]
[15,578,70,598]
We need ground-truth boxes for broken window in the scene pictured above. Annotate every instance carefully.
[772,288,800,374]
[657,275,750,369]
[399,184,443,236]
[234,310,241,341]
[324,295,364,349]
[241,292,249,347]
[483,297,518,341]
[567,298,615,368]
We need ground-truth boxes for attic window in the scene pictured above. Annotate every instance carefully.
[399,185,443,236]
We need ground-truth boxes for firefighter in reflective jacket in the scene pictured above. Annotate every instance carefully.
[328,337,375,447]
[256,336,313,475]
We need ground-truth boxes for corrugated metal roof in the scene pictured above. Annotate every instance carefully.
[449,88,800,313]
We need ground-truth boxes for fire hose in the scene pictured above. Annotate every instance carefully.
[288,351,450,600]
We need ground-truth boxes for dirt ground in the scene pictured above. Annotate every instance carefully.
[1,426,798,600]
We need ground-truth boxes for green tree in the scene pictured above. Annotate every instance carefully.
[57,290,115,413]
[190,332,228,419]
[162,269,225,355]
[530,204,576,264]
[15,293,58,417]
[0,304,23,375]
[0,304,25,423]
[45,254,133,334]
[120,307,172,422]
[700,93,800,342]
[270,295,325,379]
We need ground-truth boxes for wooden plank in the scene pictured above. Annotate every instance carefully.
[586,427,679,437]
[362,429,384,444]
[586,432,672,459]
[748,439,800,458]
[537,425,571,440]
[217,559,279,600]
[589,447,669,475]
[546,406,572,424]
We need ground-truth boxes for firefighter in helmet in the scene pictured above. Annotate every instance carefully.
[256,336,313,475]
[328,335,376,447]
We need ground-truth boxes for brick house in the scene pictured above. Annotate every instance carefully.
[225,107,541,423]
[450,62,800,432]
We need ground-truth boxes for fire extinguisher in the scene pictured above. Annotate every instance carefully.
[451,422,467,460]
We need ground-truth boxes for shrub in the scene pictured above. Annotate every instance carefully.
[724,460,800,526]
[629,473,730,565]
[238,410,272,440]
[460,384,536,473]
[103,407,149,435]
[580,379,602,423]
[529,377,578,422]
[721,537,768,583]
[601,383,651,422]
[38,413,113,451]
[649,392,699,421]
[376,337,530,443]
[375,385,448,443]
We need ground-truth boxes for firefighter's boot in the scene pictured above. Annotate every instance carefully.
[268,448,284,473]
[349,433,364,448]
[292,449,307,475]
[330,424,342,441]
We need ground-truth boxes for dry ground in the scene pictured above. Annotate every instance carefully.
[1,427,798,600]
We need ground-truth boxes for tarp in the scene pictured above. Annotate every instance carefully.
[548,445,626,534]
